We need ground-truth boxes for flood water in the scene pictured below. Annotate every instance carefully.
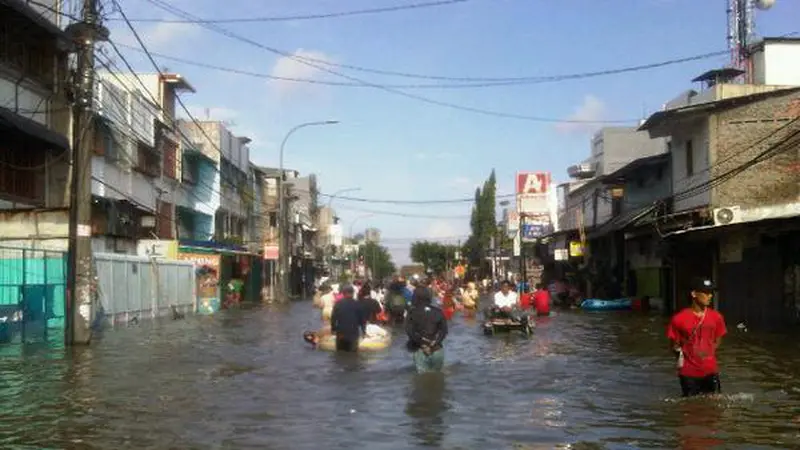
[1,301,800,449]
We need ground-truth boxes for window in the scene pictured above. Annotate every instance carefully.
[685,139,694,176]
[136,144,161,178]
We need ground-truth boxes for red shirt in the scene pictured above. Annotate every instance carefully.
[532,290,551,314]
[519,293,533,309]
[667,308,727,377]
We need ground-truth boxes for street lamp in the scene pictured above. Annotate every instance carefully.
[328,187,361,209]
[277,120,339,302]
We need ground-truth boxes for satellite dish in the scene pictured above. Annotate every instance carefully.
[755,0,775,10]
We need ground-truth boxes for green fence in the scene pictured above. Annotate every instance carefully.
[0,247,67,343]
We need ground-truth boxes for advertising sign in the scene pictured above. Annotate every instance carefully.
[178,252,220,271]
[522,223,547,241]
[178,252,221,315]
[516,171,553,218]
[263,245,279,260]
[516,171,551,195]
[137,239,178,259]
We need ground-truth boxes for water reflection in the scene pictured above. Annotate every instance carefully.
[406,372,448,447]
[1,304,800,448]
[671,398,725,449]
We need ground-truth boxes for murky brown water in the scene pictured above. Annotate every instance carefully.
[1,301,799,449]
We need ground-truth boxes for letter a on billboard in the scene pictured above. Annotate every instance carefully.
[516,172,551,195]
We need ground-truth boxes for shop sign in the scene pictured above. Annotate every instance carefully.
[516,171,551,195]
[178,252,221,271]
[569,241,584,257]
[137,240,178,259]
[263,245,279,260]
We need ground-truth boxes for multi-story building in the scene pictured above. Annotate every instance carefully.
[248,164,281,298]
[637,38,800,326]
[286,174,319,296]
[91,72,193,253]
[177,121,250,244]
[0,0,73,212]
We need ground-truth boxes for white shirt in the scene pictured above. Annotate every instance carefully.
[320,292,336,316]
[494,291,518,308]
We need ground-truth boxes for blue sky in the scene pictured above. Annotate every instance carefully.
[105,0,798,265]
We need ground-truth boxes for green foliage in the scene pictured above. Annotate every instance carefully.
[358,241,396,280]
[409,241,461,275]
[463,169,498,279]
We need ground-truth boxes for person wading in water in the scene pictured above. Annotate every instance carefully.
[406,287,448,373]
[667,277,727,397]
[330,284,366,352]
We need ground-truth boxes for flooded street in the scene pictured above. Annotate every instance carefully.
[2,302,800,449]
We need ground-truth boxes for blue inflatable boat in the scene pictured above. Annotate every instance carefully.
[580,298,632,311]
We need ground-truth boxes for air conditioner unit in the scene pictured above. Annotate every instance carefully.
[713,206,742,226]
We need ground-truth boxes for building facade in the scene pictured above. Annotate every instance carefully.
[0,0,72,211]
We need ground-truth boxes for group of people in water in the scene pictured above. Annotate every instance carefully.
[304,272,728,399]
[305,275,553,373]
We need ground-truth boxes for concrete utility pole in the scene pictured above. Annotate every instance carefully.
[65,0,108,345]
[277,120,338,302]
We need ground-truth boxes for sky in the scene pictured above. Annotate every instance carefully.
[99,0,799,265]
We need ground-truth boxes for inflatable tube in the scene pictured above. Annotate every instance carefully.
[312,325,392,352]
[580,298,632,311]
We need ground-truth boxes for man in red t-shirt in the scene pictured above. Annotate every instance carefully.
[532,283,551,317]
[667,277,727,397]
[519,286,533,310]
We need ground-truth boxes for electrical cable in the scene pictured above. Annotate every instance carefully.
[141,0,800,84]
[140,0,637,124]
[119,0,474,23]
[112,42,729,89]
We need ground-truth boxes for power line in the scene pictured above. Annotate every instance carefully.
[307,188,517,204]
[113,42,729,89]
[117,0,474,23]
[334,204,470,219]
[139,0,637,124]
[137,0,797,84]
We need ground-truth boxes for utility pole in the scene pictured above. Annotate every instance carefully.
[519,212,527,292]
[278,179,290,302]
[65,0,108,345]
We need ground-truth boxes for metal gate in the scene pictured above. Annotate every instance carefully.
[93,253,196,326]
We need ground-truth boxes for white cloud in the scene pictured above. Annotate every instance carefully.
[555,95,607,135]
[114,22,199,53]
[269,49,336,97]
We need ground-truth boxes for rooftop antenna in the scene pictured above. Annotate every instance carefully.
[728,0,776,78]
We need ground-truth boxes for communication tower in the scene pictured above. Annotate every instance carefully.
[727,0,776,72]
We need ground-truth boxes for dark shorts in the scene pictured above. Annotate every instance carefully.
[679,373,721,397]
[335,336,359,352]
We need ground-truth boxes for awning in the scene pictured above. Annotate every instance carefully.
[588,204,657,239]
[0,106,70,151]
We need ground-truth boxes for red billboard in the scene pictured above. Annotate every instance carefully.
[516,172,551,195]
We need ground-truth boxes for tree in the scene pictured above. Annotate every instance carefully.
[463,170,497,279]
[409,241,460,275]
[358,241,396,280]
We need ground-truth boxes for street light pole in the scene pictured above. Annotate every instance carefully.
[328,187,361,208]
[278,120,338,302]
